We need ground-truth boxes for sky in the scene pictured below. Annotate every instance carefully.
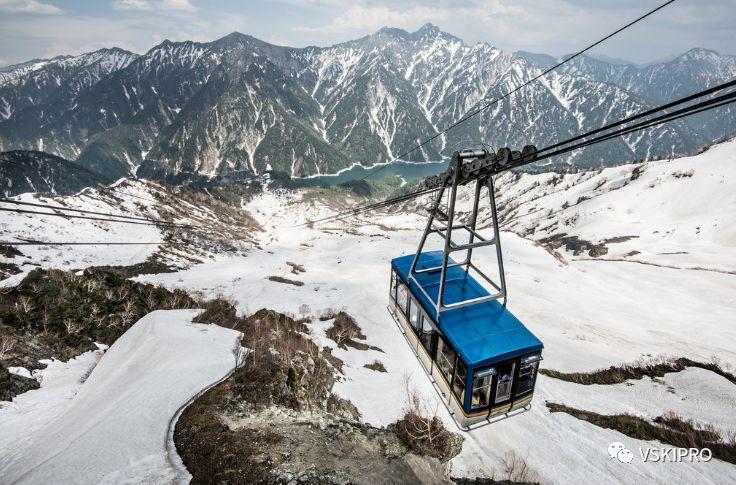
[0,0,733,67]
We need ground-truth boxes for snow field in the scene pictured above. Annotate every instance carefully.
[138,142,736,482]
[0,310,242,484]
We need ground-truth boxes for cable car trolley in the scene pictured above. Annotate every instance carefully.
[388,147,543,430]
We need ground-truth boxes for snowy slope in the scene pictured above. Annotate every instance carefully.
[494,140,736,273]
[136,140,736,482]
[0,182,164,284]
[0,348,107,472]
[0,177,258,286]
[0,310,242,484]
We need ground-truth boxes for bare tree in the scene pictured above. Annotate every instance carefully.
[85,279,101,293]
[64,318,82,335]
[16,295,34,313]
[121,300,137,325]
[398,376,445,451]
[41,307,51,335]
[0,335,15,360]
[116,285,130,301]
[169,291,185,309]
[503,451,539,483]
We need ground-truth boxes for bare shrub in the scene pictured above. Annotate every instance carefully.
[234,309,338,411]
[540,356,736,385]
[64,318,82,335]
[287,261,306,274]
[325,312,366,348]
[193,297,241,329]
[502,451,539,483]
[364,360,387,372]
[0,335,15,360]
[391,377,462,463]
[319,308,339,321]
[547,403,736,465]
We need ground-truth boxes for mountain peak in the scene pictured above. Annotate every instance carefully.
[416,22,440,35]
[372,22,460,44]
[682,47,721,60]
[219,31,248,42]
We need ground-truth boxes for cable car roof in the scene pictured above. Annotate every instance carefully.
[392,251,543,368]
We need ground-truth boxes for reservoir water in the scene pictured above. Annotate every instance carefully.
[297,160,448,186]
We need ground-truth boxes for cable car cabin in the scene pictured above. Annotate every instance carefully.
[389,251,543,428]
[386,148,544,429]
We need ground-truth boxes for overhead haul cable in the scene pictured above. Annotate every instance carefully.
[0,206,193,228]
[0,241,162,246]
[0,198,180,226]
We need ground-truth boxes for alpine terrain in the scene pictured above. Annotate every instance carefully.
[1,137,735,483]
[0,24,734,182]
[1,7,735,485]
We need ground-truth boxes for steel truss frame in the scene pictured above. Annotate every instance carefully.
[408,148,518,318]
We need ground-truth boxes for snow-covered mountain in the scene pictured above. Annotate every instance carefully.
[0,25,734,181]
[0,150,107,197]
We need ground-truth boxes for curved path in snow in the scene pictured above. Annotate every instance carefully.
[0,309,241,484]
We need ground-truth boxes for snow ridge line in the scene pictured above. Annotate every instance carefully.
[164,338,249,484]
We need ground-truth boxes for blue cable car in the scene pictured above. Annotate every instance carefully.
[388,148,543,430]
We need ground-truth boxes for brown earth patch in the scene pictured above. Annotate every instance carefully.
[547,403,736,465]
[364,360,387,373]
[539,357,736,386]
[268,275,305,287]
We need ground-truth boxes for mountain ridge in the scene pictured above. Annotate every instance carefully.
[0,24,733,182]
[0,150,108,197]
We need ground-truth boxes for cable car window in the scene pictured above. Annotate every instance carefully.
[516,360,539,396]
[452,359,467,402]
[471,368,495,409]
[396,281,408,315]
[419,314,433,353]
[409,298,420,333]
[436,336,456,384]
[390,271,397,300]
[494,362,515,403]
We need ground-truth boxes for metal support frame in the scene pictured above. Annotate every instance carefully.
[409,150,508,319]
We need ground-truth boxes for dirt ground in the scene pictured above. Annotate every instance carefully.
[173,308,460,485]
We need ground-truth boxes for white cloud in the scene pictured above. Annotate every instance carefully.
[0,0,62,14]
[296,1,526,37]
[112,0,153,11]
[112,0,197,12]
[159,0,196,12]
[0,9,246,64]
[297,5,450,33]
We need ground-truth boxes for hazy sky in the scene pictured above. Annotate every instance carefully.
[0,0,733,67]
